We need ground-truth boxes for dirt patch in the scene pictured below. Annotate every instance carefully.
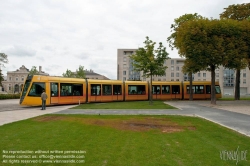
[33,116,196,133]
[33,116,65,122]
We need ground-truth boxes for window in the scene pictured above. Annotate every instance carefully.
[152,85,160,94]
[206,85,211,94]
[198,73,201,77]
[176,79,179,81]
[243,73,246,78]
[123,71,126,75]
[123,57,126,62]
[9,77,12,81]
[186,85,204,94]
[203,79,206,81]
[171,60,174,65]
[123,51,126,55]
[60,83,83,96]
[28,82,45,97]
[123,64,126,68]
[158,78,161,81]
[172,85,180,94]
[91,84,101,96]
[176,66,179,71]
[171,66,174,71]
[9,84,11,90]
[215,86,221,94]
[243,79,246,84]
[113,85,122,95]
[171,79,174,81]
[123,77,126,81]
[162,85,170,94]
[176,73,179,77]
[102,84,112,95]
[16,77,18,81]
[171,73,174,77]
[128,85,145,95]
[21,77,24,81]
[51,83,58,97]
[203,73,206,77]
[216,73,219,77]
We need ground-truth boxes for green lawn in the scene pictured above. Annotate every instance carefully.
[0,115,249,166]
[72,101,177,109]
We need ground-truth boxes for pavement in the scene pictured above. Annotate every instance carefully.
[0,99,250,137]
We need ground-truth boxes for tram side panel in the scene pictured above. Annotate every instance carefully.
[88,80,124,103]
[124,81,148,101]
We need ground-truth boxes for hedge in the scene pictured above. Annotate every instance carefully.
[0,94,20,100]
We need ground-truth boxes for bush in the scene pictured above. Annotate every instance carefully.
[0,94,20,100]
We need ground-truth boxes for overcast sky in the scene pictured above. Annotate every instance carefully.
[0,0,247,79]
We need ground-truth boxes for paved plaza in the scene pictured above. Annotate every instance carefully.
[0,99,249,137]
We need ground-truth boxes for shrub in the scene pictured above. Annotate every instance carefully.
[0,94,20,100]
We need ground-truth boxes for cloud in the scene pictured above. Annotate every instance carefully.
[4,45,36,57]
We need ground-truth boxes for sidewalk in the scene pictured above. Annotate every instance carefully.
[0,104,76,126]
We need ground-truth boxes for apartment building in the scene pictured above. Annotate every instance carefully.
[117,49,250,95]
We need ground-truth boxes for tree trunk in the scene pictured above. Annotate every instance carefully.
[149,74,153,105]
[211,65,216,105]
[189,72,193,101]
[234,69,240,100]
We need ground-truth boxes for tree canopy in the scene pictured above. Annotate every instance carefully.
[62,65,86,78]
[171,18,248,104]
[220,2,250,100]
[62,69,74,78]
[130,36,169,104]
[75,65,86,78]
[29,66,39,75]
[0,53,8,67]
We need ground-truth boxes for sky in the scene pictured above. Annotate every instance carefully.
[0,0,248,79]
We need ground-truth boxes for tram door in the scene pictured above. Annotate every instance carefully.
[172,85,180,99]
[50,83,59,104]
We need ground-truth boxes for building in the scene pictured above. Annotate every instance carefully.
[84,69,109,80]
[1,65,49,93]
[117,49,250,95]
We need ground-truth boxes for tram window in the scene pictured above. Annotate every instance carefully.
[206,85,211,94]
[51,83,58,97]
[60,83,73,96]
[172,85,180,94]
[137,85,145,95]
[187,85,204,94]
[103,84,112,95]
[152,85,160,94]
[91,84,101,96]
[215,86,221,94]
[22,80,31,97]
[162,85,170,94]
[72,84,83,96]
[128,85,137,94]
[128,85,145,95]
[113,85,122,95]
[28,82,45,97]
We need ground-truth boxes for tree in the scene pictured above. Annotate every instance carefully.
[173,18,245,104]
[168,13,204,100]
[29,66,39,75]
[130,36,170,105]
[0,53,8,86]
[0,53,8,66]
[62,69,74,78]
[75,65,86,78]
[220,3,250,100]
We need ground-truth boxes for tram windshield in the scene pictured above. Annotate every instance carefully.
[20,75,33,104]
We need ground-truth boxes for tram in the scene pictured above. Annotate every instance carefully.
[19,75,222,106]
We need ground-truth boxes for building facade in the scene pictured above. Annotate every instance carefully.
[117,49,250,95]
